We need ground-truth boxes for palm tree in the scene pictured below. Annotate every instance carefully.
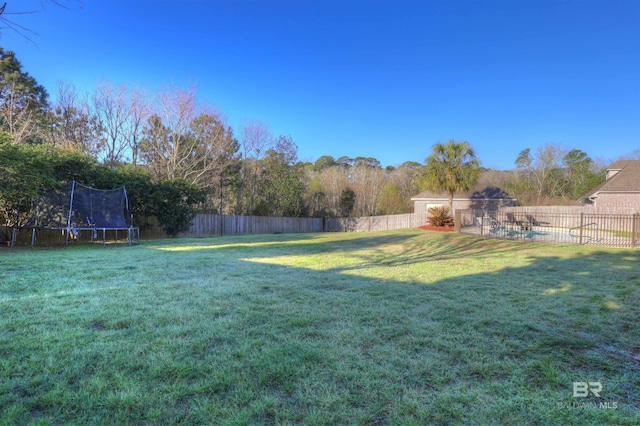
[424,140,480,212]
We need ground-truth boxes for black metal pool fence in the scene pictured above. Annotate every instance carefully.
[458,209,640,248]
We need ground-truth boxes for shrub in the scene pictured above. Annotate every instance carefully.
[151,179,206,237]
[427,205,453,226]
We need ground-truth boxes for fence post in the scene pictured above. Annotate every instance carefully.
[11,200,21,247]
[454,210,461,232]
[579,213,584,245]
[632,213,638,249]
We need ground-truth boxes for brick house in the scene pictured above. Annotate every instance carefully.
[580,160,640,212]
[411,185,516,217]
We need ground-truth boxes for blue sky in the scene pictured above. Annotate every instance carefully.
[2,0,639,169]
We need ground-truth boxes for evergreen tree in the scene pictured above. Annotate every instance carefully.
[424,140,480,211]
[339,187,356,217]
[0,48,49,144]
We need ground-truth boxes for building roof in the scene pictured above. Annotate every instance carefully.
[411,185,514,201]
[606,160,637,172]
[581,160,640,201]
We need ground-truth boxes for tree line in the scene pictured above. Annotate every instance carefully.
[0,47,425,229]
[0,46,627,237]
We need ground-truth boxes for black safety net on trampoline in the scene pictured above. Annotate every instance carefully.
[22,181,131,230]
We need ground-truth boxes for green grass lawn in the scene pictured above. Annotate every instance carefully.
[1,229,639,425]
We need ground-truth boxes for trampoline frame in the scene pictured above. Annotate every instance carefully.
[10,181,140,247]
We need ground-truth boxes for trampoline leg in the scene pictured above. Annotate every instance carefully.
[126,228,139,246]
[103,229,106,247]
[31,229,36,246]
[11,228,16,247]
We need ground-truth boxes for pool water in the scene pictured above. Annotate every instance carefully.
[488,226,576,243]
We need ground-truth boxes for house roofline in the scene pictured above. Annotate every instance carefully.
[410,197,517,202]
[587,190,640,193]
[584,190,640,201]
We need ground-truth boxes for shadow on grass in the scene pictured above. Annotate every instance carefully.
[2,230,639,424]
[142,231,640,419]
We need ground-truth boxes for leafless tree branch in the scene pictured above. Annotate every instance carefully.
[0,1,82,42]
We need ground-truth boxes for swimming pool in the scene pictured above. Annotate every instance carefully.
[459,211,639,248]
[485,225,601,244]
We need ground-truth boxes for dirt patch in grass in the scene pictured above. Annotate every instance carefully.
[418,225,456,232]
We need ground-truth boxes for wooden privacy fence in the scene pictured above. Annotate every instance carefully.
[184,214,324,236]
[141,212,427,238]
[324,213,426,232]
[138,215,323,238]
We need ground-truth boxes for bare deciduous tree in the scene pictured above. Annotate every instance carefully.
[318,166,348,215]
[124,87,151,167]
[140,84,239,212]
[93,80,131,166]
[236,119,274,214]
[513,143,567,204]
[0,1,83,42]
[48,80,103,155]
[145,85,201,181]
[349,163,387,216]
[0,79,37,143]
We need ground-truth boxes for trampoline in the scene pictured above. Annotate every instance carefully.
[11,181,139,247]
